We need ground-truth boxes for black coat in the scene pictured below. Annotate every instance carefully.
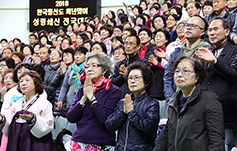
[201,40,237,125]
[138,43,165,100]
[154,85,225,151]
[105,92,160,151]
[111,53,150,98]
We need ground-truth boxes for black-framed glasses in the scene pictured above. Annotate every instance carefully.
[174,69,195,76]
[185,23,203,30]
[84,63,102,69]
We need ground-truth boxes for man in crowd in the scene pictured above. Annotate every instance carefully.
[28,34,37,47]
[195,17,237,151]
[186,2,201,18]
[111,35,149,97]
[164,15,211,102]
[39,47,51,67]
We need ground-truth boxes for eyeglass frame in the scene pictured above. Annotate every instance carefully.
[84,63,102,69]
[184,23,203,30]
[174,69,195,76]
[127,76,143,82]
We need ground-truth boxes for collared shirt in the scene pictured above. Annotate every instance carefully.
[139,44,149,58]
[213,40,227,58]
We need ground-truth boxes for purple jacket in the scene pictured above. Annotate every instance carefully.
[66,84,122,145]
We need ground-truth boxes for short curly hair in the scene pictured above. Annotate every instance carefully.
[172,56,207,84]
[17,70,44,95]
[125,62,153,91]
[85,51,112,78]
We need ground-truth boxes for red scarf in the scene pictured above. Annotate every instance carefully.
[80,71,111,91]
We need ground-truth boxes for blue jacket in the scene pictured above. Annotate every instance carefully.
[201,40,237,125]
[163,41,212,102]
[105,92,160,151]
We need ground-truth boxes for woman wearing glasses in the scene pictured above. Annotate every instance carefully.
[105,62,160,151]
[67,51,122,151]
[154,56,224,151]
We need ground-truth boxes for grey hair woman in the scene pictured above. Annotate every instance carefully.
[67,51,122,150]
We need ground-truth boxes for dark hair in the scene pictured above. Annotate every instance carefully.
[77,32,89,42]
[74,46,88,55]
[163,2,173,9]
[153,29,170,46]
[14,43,25,52]
[12,51,25,62]
[138,27,152,38]
[62,37,72,45]
[152,14,166,29]
[57,26,66,35]
[100,24,114,37]
[40,46,51,55]
[86,24,95,32]
[152,3,161,10]
[119,14,129,24]
[166,14,180,21]
[0,38,8,43]
[23,45,34,55]
[31,63,45,81]
[172,56,207,84]
[2,68,14,84]
[117,9,125,16]
[13,63,33,83]
[83,39,93,45]
[39,30,47,36]
[125,61,153,91]
[124,28,137,36]
[62,47,74,61]
[91,42,107,54]
[134,5,143,15]
[6,58,15,69]
[210,17,230,30]
[48,29,55,34]
[2,48,13,54]
[112,36,124,44]
[39,35,49,45]
[193,15,208,31]
[29,34,37,39]
[203,1,213,9]
[126,35,141,46]
[107,18,116,27]
[108,10,116,19]
[113,45,126,55]
[170,6,182,18]
[13,38,21,44]
[139,1,148,8]
[135,14,146,26]
[17,70,44,95]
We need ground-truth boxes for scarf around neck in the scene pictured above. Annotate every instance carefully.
[70,62,85,92]
[80,72,111,91]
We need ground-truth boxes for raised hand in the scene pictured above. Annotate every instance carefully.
[60,62,67,75]
[119,64,127,78]
[154,49,168,61]
[195,47,217,64]
[148,54,158,66]
[123,94,134,114]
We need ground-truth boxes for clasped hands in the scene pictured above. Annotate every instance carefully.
[123,94,134,114]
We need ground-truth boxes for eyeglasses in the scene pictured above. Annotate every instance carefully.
[185,23,203,30]
[124,42,136,46]
[0,64,7,67]
[128,76,143,82]
[174,69,195,76]
[84,63,102,69]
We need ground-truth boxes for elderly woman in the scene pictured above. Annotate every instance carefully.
[22,45,34,63]
[66,51,122,150]
[166,14,179,43]
[0,71,53,151]
[154,56,224,151]
[100,24,113,55]
[12,51,24,65]
[105,62,160,150]
[76,32,89,47]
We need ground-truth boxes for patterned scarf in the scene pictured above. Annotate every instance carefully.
[80,72,111,91]
[70,62,85,93]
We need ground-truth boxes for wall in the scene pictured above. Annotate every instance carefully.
[0,0,140,44]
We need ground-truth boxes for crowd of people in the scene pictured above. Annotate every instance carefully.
[0,0,237,150]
